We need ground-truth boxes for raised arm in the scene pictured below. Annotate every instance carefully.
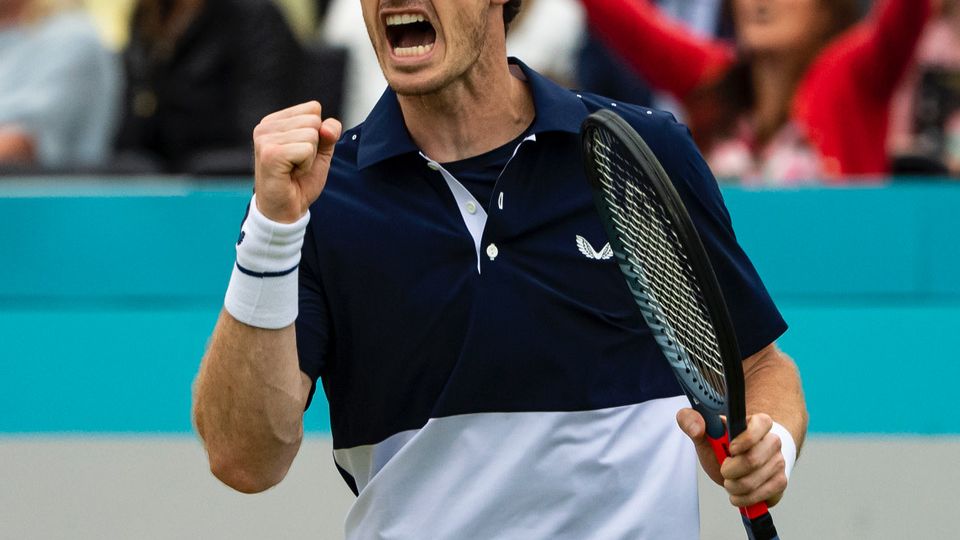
[193,101,342,493]
[844,0,932,99]
[579,0,736,100]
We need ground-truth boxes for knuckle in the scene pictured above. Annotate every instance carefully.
[727,477,750,494]
[314,116,326,129]
[771,434,783,452]
[259,144,280,164]
[772,471,788,491]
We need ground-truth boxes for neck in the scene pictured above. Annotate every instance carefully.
[748,52,808,143]
[397,32,534,163]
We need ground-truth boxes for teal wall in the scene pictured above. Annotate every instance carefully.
[2,178,958,434]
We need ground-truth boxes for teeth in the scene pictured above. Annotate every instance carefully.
[393,43,434,57]
[386,13,426,26]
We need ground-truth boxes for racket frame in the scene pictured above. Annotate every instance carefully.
[580,109,778,537]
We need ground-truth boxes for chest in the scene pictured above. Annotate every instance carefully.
[310,138,677,446]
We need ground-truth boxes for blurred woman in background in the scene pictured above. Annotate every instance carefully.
[580,0,931,184]
[114,0,300,174]
[889,0,960,176]
[0,0,119,170]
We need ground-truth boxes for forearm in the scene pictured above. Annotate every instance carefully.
[743,344,808,453]
[193,309,310,493]
[850,0,931,96]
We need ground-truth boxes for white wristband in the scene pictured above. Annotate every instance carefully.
[770,421,797,481]
[223,195,310,329]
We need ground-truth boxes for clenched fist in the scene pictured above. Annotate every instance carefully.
[253,101,342,223]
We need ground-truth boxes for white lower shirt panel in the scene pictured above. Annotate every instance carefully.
[334,395,699,539]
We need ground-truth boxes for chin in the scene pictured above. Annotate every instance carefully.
[385,69,450,97]
[740,32,787,55]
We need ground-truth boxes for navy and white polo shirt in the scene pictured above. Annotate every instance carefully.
[296,59,786,539]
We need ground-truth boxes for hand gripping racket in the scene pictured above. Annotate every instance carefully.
[580,109,779,540]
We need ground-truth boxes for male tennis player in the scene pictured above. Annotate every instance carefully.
[193,1,808,538]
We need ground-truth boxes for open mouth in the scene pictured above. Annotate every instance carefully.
[385,13,437,57]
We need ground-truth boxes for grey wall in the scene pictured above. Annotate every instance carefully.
[2,436,957,539]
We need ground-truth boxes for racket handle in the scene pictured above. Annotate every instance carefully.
[706,432,780,540]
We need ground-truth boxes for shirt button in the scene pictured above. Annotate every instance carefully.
[466,201,477,214]
[427,162,440,171]
[486,243,499,260]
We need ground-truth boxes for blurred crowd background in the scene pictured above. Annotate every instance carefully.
[1,0,958,183]
[3,4,960,539]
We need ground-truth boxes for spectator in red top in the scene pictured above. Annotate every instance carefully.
[889,0,960,176]
[580,0,931,184]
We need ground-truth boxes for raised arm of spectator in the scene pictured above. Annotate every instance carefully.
[844,0,932,100]
[579,0,735,100]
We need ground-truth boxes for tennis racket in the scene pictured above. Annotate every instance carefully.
[580,109,779,540]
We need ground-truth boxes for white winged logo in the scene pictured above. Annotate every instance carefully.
[576,235,613,260]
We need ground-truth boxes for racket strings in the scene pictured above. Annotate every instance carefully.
[590,130,726,403]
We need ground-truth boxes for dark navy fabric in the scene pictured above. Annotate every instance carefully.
[441,127,530,209]
[296,59,787,450]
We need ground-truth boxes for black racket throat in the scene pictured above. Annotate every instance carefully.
[580,109,748,440]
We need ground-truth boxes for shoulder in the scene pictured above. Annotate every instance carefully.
[35,11,104,53]
[577,91,727,221]
[206,0,287,27]
[239,0,288,19]
[577,92,695,150]
[578,91,707,177]
[330,124,363,170]
[315,123,365,205]
[25,11,115,78]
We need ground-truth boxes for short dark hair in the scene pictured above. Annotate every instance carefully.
[503,0,522,32]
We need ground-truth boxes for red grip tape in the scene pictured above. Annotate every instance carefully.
[706,431,770,521]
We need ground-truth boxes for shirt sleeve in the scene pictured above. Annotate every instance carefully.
[842,0,931,101]
[295,220,333,409]
[580,0,735,100]
[644,114,787,358]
